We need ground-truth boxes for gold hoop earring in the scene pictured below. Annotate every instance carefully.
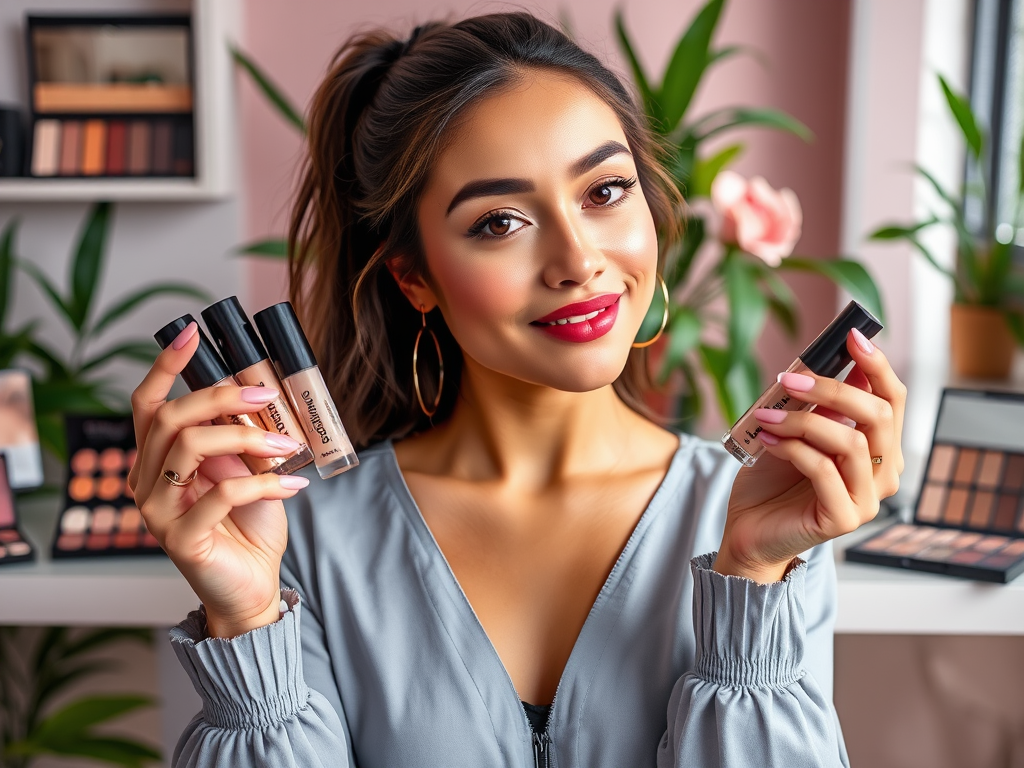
[413,305,444,418]
[632,274,669,349]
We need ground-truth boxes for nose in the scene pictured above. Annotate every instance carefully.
[540,210,607,289]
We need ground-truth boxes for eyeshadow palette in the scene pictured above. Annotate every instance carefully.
[51,415,162,559]
[0,455,36,566]
[847,388,1024,583]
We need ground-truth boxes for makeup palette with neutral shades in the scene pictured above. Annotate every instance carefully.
[0,455,36,566]
[51,415,162,559]
[847,388,1024,583]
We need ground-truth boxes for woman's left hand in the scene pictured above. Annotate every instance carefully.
[716,329,907,583]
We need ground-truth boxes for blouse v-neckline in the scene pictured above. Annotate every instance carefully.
[381,435,689,736]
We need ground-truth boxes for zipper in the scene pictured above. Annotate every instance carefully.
[532,731,552,768]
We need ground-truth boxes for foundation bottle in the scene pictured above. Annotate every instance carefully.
[154,314,290,475]
[722,301,884,467]
[254,302,359,479]
[200,298,313,475]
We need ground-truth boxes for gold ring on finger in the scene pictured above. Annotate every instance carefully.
[871,455,883,465]
[162,468,199,487]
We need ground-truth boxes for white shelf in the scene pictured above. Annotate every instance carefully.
[0,0,239,203]
[0,178,225,202]
[833,520,1024,635]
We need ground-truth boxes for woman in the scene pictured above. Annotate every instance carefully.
[130,13,904,767]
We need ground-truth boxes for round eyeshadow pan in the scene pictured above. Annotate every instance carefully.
[61,506,91,534]
[70,448,99,475]
[91,505,118,534]
[99,447,124,474]
[96,476,123,501]
[0,529,20,542]
[87,533,112,550]
[114,531,139,548]
[6,541,30,556]
[119,506,143,531]
[68,476,95,502]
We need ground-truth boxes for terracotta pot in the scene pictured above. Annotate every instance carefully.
[949,303,1016,379]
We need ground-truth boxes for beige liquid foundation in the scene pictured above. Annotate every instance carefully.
[722,301,883,467]
[154,315,290,475]
[202,298,313,475]
[254,302,359,479]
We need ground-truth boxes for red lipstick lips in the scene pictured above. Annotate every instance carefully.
[531,292,621,343]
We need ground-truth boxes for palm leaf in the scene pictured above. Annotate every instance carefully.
[724,254,768,363]
[778,258,886,324]
[91,284,211,337]
[70,202,112,331]
[658,0,725,132]
[231,47,306,134]
[689,143,743,198]
[78,341,159,375]
[613,10,661,128]
[0,217,17,328]
[689,107,812,142]
[236,238,289,258]
[938,74,982,160]
[30,696,154,743]
[659,305,702,382]
[18,259,75,331]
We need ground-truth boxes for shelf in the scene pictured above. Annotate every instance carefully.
[0,178,224,202]
[3,495,198,627]
[833,520,1024,635]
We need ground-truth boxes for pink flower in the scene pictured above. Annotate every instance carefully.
[710,171,802,266]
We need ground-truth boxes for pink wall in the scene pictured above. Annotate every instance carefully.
[239,0,849,417]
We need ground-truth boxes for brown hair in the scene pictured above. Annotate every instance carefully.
[289,12,683,448]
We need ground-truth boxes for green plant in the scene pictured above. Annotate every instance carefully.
[0,203,211,457]
[616,0,883,427]
[0,626,161,768]
[868,74,1024,341]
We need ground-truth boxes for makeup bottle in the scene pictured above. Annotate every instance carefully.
[722,301,884,467]
[254,302,359,479]
[155,314,291,476]
[200,298,314,475]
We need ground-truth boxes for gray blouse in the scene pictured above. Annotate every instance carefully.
[169,434,850,767]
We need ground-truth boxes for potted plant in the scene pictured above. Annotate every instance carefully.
[869,74,1024,379]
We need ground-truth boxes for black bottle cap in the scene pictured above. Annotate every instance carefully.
[201,296,268,374]
[154,314,231,391]
[798,301,884,377]
[253,302,317,378]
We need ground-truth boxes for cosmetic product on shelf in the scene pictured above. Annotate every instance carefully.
[254,302,359,479]
[0,455,35,565]
[154,315,291,476]
[201,297,313,475]
[846,388,1024,583]
[722,300,884,467]
[51,415,162,559]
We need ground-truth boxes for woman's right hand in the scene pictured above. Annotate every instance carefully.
[128,322,310,638]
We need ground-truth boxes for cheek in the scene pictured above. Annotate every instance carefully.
[426,243,535,327]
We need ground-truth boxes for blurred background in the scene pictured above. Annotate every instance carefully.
[1,0,1023,766]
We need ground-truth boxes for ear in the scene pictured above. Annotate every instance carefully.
[385,255,439,313]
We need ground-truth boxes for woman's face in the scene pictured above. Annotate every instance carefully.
[411,71,659,393]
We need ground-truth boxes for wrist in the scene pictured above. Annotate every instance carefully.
[712,548,793,584]
[205,593,284,639]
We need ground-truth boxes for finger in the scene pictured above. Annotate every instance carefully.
[129,322,200,490]
[160,474,308,565]
[846,329,907,474]
[135,385,281,502]
[757,433,878,536]
[755,408,875,509]
[136,424,302,510]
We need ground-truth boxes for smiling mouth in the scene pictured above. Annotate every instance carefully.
[535,307,610,327]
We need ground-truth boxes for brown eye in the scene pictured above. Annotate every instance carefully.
[589,185,613,205]
[487,216,512,236]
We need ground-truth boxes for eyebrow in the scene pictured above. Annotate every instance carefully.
[445,140,633,216]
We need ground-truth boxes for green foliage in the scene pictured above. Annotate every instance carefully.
[230,47,307,134]
[617,0,883,427]
[0,203,212,457]
[868,74,1024,335]
[0,626,160,768]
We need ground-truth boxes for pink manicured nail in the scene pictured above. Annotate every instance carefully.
[265,433,300,451]
[759,430,781,446]
[279,475,309,490]
[754,408,787,424]
[171,321,198,350]
[240,386,279,404]
[851,327,875,354]
[779,372,815,392]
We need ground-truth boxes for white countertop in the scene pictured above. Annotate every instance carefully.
[4,497,1023,633]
